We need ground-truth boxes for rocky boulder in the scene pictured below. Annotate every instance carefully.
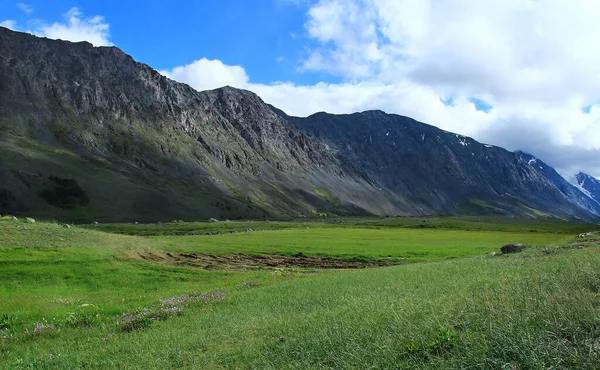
[501,243,524,254]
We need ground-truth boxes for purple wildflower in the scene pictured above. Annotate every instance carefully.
[32,322,54,334]
[117,281,258,331]
[160,306,184,314]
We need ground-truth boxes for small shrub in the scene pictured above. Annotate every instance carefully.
[428,327,457,355]
[65,306,99,328]
[235,279,261,289]
[0,313,15,330]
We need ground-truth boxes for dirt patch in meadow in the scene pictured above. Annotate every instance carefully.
[137,252,397,269]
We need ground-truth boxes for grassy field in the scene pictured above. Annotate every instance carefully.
[151,228,568,261]
[1,216,600,369]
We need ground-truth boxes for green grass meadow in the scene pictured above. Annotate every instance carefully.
[1,217,600,369]
[152,228,568,261]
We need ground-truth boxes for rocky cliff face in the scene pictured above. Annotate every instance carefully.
[1,26,599,221]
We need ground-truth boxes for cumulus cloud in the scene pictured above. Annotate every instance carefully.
[38,7,112,46]
[294,0,600,177]
[1,7,112,46]
[164,0,600,178]
[0,20,17,29]
[161,59,250,93]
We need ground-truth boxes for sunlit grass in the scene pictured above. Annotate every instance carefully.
[1,217,599,369]
[152,227,569,261]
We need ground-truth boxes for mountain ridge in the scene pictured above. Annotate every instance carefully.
[1,26,599,222]
[283,110,600,220]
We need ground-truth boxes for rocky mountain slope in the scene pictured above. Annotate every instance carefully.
[1,26,599,222]
[285,111,600,220]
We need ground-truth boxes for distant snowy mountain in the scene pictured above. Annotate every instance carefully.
[571,172,600,205]
[513,152,600,216]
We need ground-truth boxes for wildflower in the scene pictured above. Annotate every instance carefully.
[32,322,54,334]
[117,282,254,331]
[160,306,184,314]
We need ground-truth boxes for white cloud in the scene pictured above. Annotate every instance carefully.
[161,59,250,92]
[38,7,112,46]
[163,0,600,178]
[0,20,17,30]
[2,7,111,46]
[16,3,33,14]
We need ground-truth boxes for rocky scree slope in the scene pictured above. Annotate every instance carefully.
[1,26,599,221]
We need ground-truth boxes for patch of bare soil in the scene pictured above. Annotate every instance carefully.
[137,252,398,269]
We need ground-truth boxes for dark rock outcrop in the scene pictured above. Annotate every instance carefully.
[501,244,524,254]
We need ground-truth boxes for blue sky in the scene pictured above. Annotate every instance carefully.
[0,0,336,85]
[3,0,600,178]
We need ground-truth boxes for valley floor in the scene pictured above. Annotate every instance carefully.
[1,216,599,369]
